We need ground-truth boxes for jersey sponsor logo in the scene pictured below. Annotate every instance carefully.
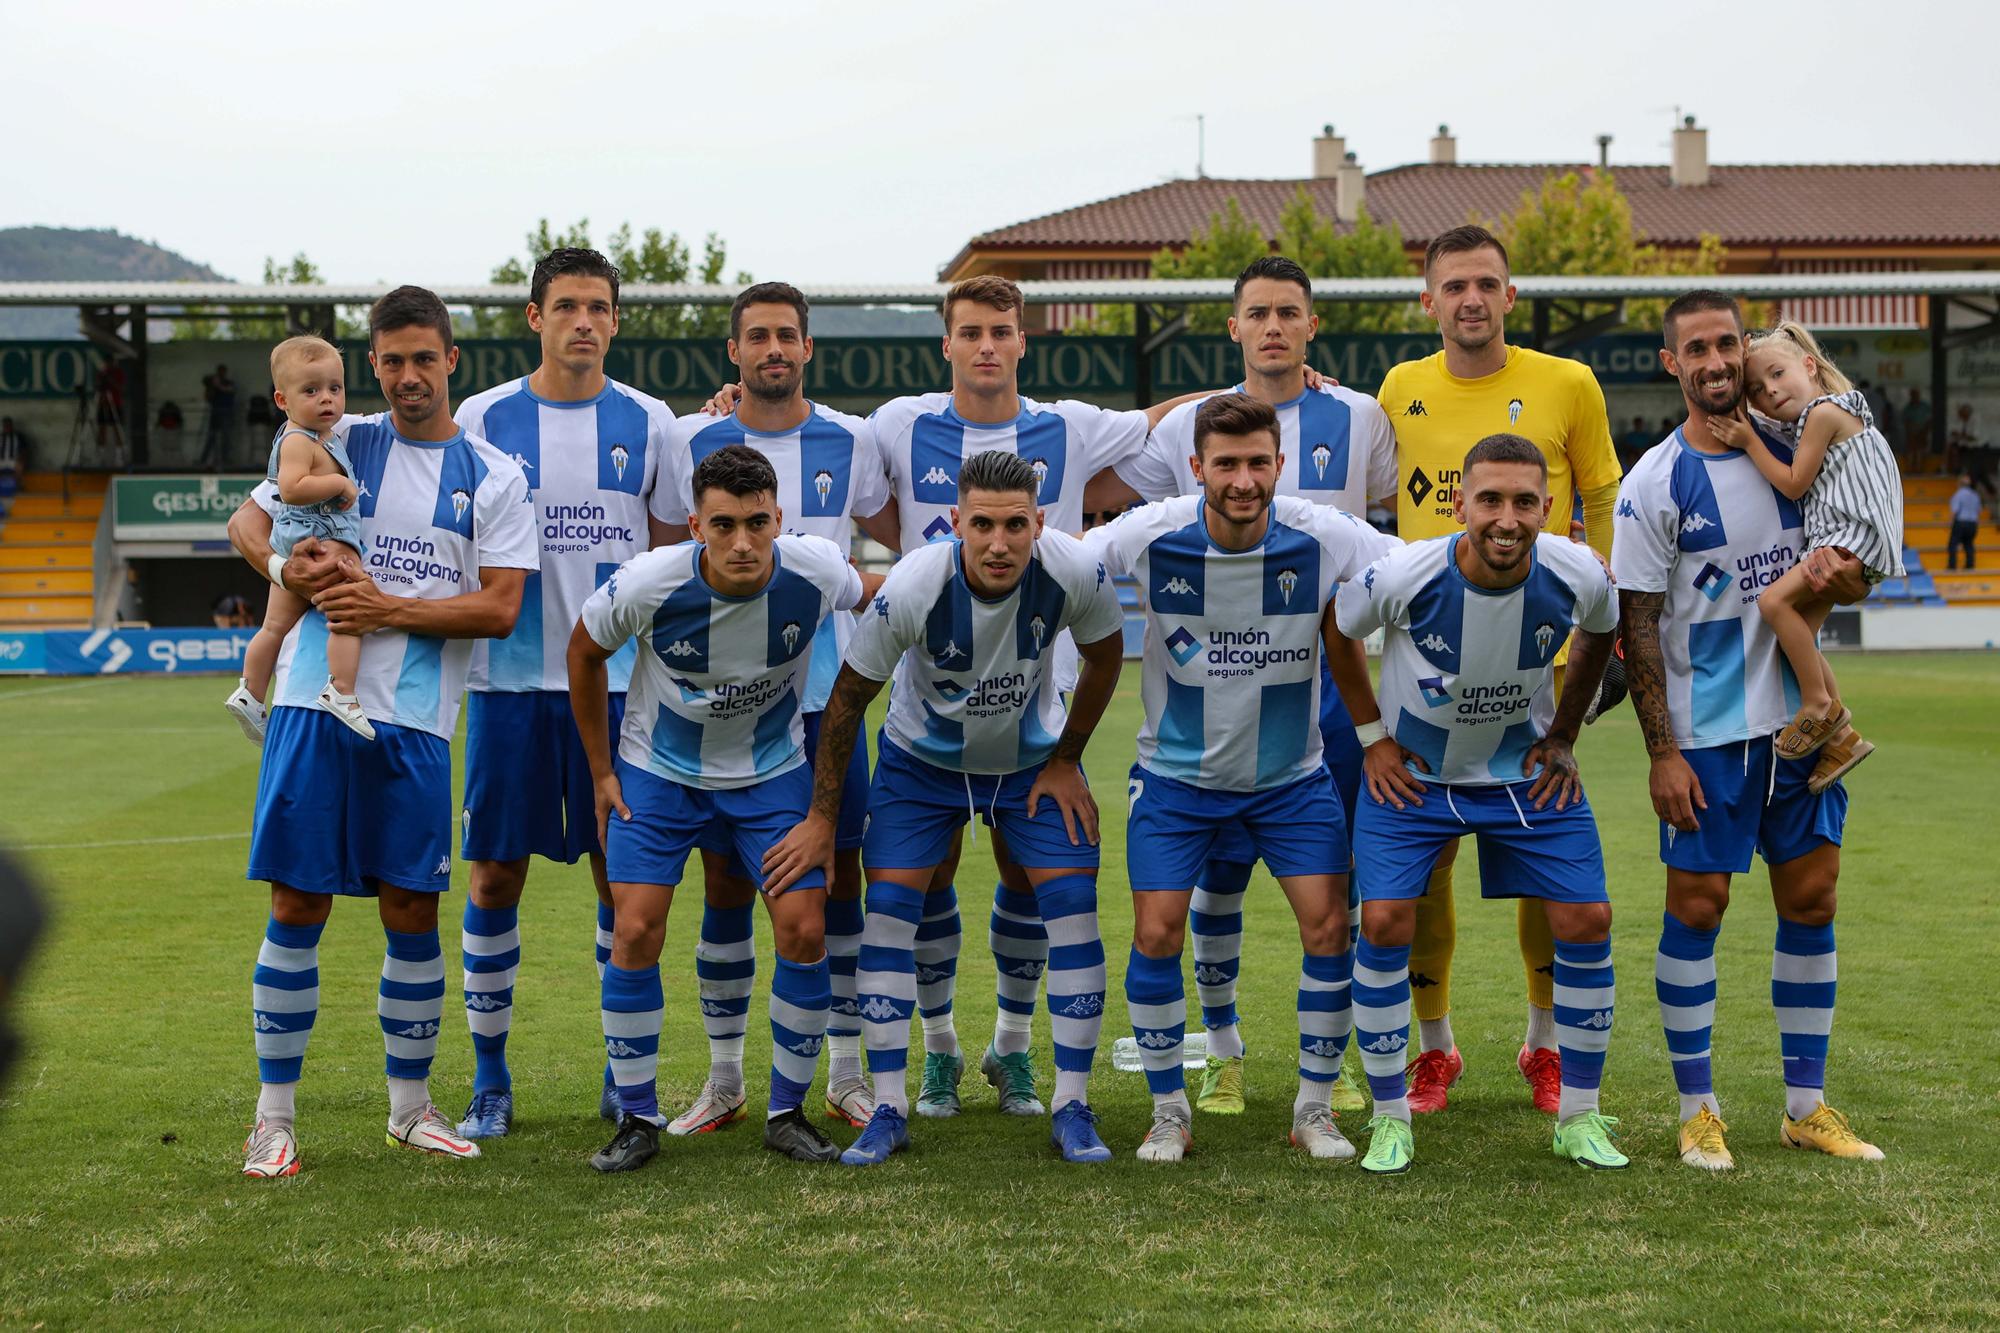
[1734,542,1796,599]
[1578,1010,1614,1030]
[1417,632,1452,654]
[1311,441,1332,479]
[1534,621,1557,658]
[1402,399,1427,417]
[1406,468,1433,507]
[1275,567,1299,605]
[1617,498,1638,519]
[543,502,635,555]
[1681,512,1713,535]
[1508,397,1524,427]
[393,1020,440,1040]
[934,678,966,700]
[947,671,1032,716]
[1406,466,1460,517]
[1135,1030,1178,1050]
[368,535,464,589]
[1693,562,1732,602]
[1361,1032,1407,1054]
[605,1038,644,1058]
[781,620,802,653]
[1002,958,1046,980]
[1459,681,1527,720]
[1174,626,1310,678]
[1057,994,1104,1018]
[922,516,953,542]
[465,993,506,1012]
[1161,576,1197,597]
[921,466,954,486]
[609,443,631,483]
[859,995,902,1022]
[1165,625,1203,666]
[1418,675,1452,708]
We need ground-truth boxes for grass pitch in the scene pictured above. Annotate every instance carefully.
[2,653,1997,1329]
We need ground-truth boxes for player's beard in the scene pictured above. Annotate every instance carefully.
[746,361,801,403]
[1445,313,1499,354]
[1680,363,1743,416]
[1209,481,1272,527]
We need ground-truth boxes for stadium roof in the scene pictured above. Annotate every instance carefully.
[948,163,2000,268]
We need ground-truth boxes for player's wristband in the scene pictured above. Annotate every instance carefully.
[1354,720,1387,747]
[266,553,288,587]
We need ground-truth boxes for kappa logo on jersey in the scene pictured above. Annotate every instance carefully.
[1361,1032,1407,1055]
[356,478,373,501]
[1579,1010,1614,1030]
[1311,441,1332,479]
[859,996,902,1022]
[1136,1030,1178,1050]
[394,1020,440,1040]
[1617,498,1638,519]
[1161,576,1197,597]
[1406,468,1433,507]
[1508,397,1524,427]
[450,488,472,524]
[433,856,451,876]
[1534,621,1557,658]
[813,469,833,505]
[609,443,631,483]
[1363,566,1376,591]
[1276,567,1299,605]
[605,1038,643,1058]
[1165,626,1203,666]
[781,620,802,653]
[935,638,971,670]
[1403,399,1427,417]
[922,516,953,542]
[1417,632,1453,654]
[1682,512,1714,535]
[921,466,955,486]
[1057,994,1104,1018]
[873,594,890,619]
[1028,614,1047,650]
[465,994,505,1012]
[1693,562,1732,602]
[663,639,699,658]
[1418,675,1452,707]
[509,451,536,481]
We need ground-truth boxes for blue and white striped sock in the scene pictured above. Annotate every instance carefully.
[252,918,323,1111]
[1125,947,1188,1109]
[594,901,613,980]
[1773,918,1837,1121]
[1190,860,1253,1062]
[1038,875,1105,1111]
[1296,949,1352,1111]
[1352,936,1412,1122]
[914,884,961,1057]
[989,884,1046,1057]
[856,881,924,1115]
[824,895,865,1077]
[1656,912,1720,1121]
[1553,937,1614,1122]
[695,902,754,1094]
[461,901,519,1094]
[769,955,831,1118]
[380,927,444,1083]
[602,962,665,1125]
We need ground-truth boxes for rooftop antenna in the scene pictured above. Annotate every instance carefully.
[1196,113,1207,179]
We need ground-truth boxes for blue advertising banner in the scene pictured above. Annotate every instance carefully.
[3,627,261,675]
[0,631,48,673]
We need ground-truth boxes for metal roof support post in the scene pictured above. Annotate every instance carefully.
[1134,303,1152,409]
[127,304,149,467]
[1530,299,1550,353]
[1930,294,1948,467]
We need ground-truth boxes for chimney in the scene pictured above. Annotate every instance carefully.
[1596,133,1613,169]
[1336,151,1366,222]
[1671,114,1709,187]
[1429,123,1456,166]
[1313,123,1346,180]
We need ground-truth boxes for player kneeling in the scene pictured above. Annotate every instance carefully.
[1334,434,1625,1174]
[568,444,872,1171]
[764,450,1127,1165]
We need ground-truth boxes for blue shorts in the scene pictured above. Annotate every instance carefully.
[862,738,1100,872]
[804,710,869,852]
[1127,765,1349,892]
[1207,662,1361,868]
[247,706,451,896]
[605,757,825,893]
[462,690,626,864]
[1662,738,1847,873]
[1352,780,1606,904]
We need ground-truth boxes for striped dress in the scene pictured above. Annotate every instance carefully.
[1784,389,1905,579]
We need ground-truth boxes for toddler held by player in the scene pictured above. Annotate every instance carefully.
[224,336,376,742]
[1709,323,1903,782]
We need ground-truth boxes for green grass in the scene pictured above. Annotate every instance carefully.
[2,654,1997,1329]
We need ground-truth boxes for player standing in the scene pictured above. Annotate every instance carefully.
[1616,291,1882,1170]
[1090,255,1397,1116]
[569,444,873,1171]
[1093,394,1394,1163]
[1334,435,1623,1175]
[652,282,900,1135]
[1374,224,1623,1113]
[229,287,538,1176]
[763,449,1127,1164]
[450,247,681,1138]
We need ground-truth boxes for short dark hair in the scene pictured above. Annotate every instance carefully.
[369,285,453,350]
[1193,394,1280,456]
[1233,255,1312,307]
[530,247,621,309]
[942,275,1024,328]
[690,442,779,504]
[957,449,1040,501]
[1424,224,1509,280]
[731,282,810,340]
[1463,432,1548,483]
[1662,289,1742,352]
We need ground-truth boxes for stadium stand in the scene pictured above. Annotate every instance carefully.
[0,471,100,628]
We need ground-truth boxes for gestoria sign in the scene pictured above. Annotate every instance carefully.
[111,475,264,541]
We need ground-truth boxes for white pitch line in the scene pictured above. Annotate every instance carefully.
[0,679,112,702]
[16,830,249,852]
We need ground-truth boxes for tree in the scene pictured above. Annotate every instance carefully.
[1067,189,1424,336]
[1494,170,1728,334]
[467,219,749,339]
[172,253,362,342]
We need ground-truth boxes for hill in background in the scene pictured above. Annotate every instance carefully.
[0,227,225,338]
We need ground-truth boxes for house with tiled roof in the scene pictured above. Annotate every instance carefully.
[943,119,2000,330]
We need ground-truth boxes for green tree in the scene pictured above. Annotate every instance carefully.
[172,253,361,342]
[1067,189,1423,335]
[467,219,748,338]
[1494,170,1728,334]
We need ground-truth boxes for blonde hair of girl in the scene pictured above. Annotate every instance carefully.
[1746,321,1853,397]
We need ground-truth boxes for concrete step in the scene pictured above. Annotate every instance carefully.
[0,519,95,544]
[1933,570,2000,603]
[1,546,94,569]
[0,569,92,594]
[15,471,108,495]
[0,593,93,622]
[4,493,104,520]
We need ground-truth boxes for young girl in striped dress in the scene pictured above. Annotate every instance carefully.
[1709,323,1904,784]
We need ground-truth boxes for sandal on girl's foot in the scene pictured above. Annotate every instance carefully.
[1775,703,1848,760]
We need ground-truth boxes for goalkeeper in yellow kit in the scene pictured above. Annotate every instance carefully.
[1374,224,1623,1114]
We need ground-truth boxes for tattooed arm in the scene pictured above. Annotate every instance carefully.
[1620,588,1705,832]
[760,664,885,893]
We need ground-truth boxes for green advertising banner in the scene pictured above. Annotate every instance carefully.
[112,474,264,541]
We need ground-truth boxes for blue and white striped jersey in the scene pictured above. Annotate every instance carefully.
[658,403,892,713]
[1337,534,1616,786]
[1116,382,1398,512]
[843,529,1124,776]
[871,392,1149,548]
[1611,427,1807,748]
[261,412,540,739]
[581,535,862,790]
[453,377,678,693]
[1088,495,1395,792]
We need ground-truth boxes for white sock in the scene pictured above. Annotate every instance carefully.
[710,1055,744,1097]
[1206,1022,1244,1061]
[922,1012,960,1058]
[1679,1092,1720,1122]
[386,1076,428,1126]
[1785,1086,1822,1121]
[1294,1079,1331,1117]
[257,1081,297,1128]
[1152,1089,1191,1118]
[1053,1069,1088,1111]
[1557,1085,1599,1123]
[992,1009,1033,1057]
[1524,1003,1557,1052]
[1418,1015,1454,1053]
[827,1032,863,1083]
[1375,1094,1412,1123]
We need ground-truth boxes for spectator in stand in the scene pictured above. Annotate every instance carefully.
[1946,403,1979,475]
[246,386,276,439]
[157,401,184,431]
[1902,389,1931,463]
[1658,415,1678,438]
[0,416,23,480]
[212,592,257,628]
[200,363,239,468]
[1948,474,1983,570]
[1857,379,1894,441]
[95,356,126,452]
[1618,415,1654,469]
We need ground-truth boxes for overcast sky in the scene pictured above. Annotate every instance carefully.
[8,0,1997,287]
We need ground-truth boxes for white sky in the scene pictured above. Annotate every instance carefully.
[7,0,1997,286]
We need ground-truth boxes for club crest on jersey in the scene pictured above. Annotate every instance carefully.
[1276,567,1299,605]
[813,469,833,505]
[450,488,471,523]
[1165,626,1203,666]
[1418,675,1452,708]
[1028,614,1047,650]
[1508,398,1524,427]
[610,444,630,482]
[1534,621,1557,658]
[1030,458,1049,493]
[1311,442,1332,479]
[781,620,802,653]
